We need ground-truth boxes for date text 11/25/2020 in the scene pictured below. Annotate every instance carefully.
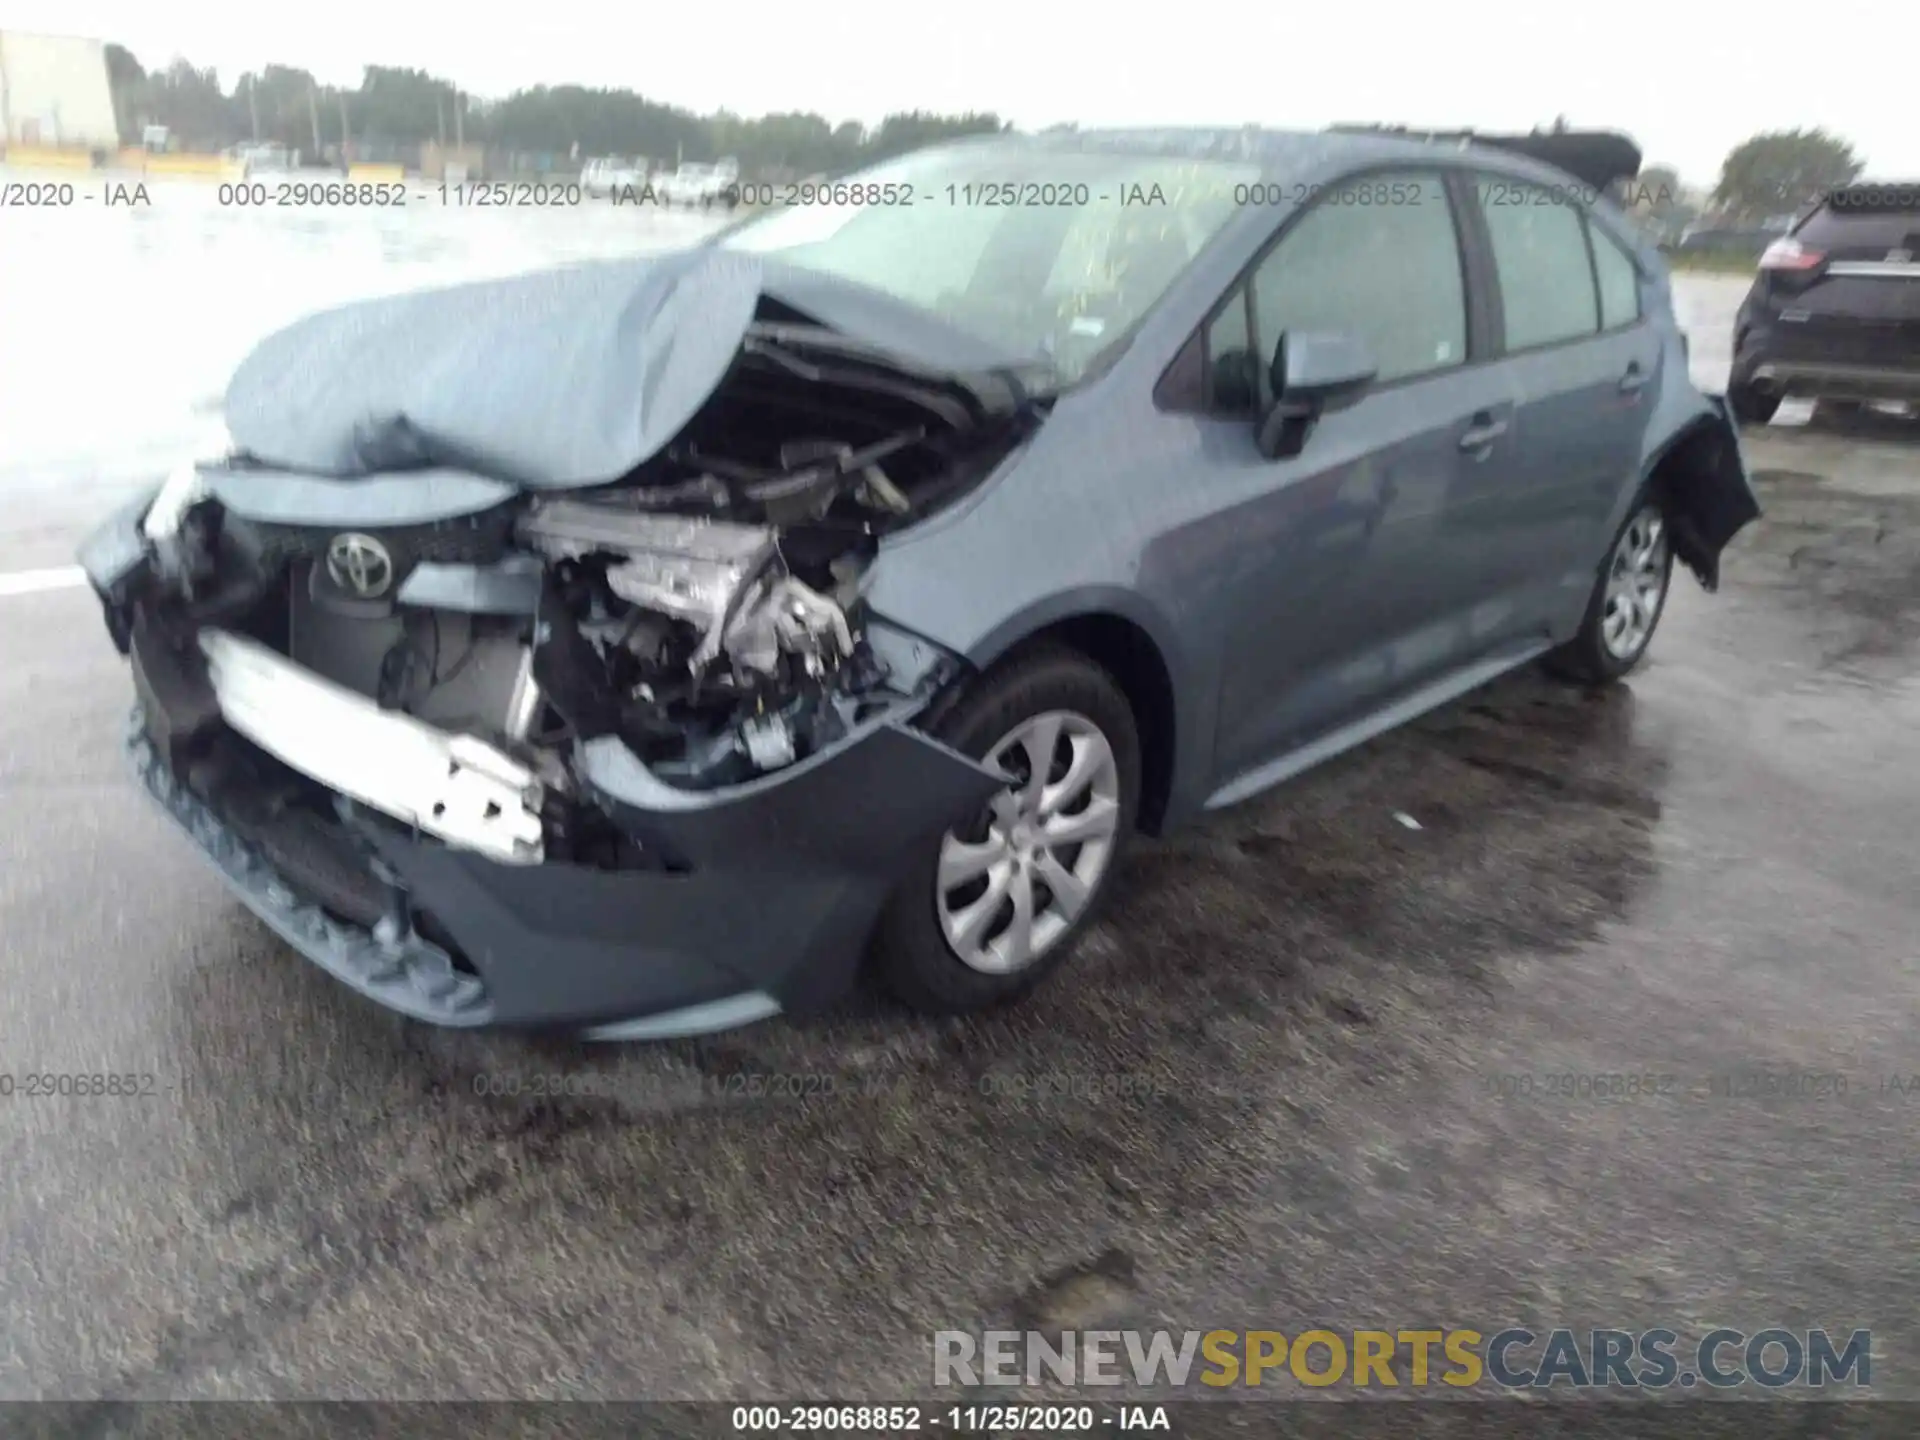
[728,1404,1171,1432]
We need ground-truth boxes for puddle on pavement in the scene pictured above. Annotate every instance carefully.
[1018,1247,1142,1333]
[1730,455,1920,672]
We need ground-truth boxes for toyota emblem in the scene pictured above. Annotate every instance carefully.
[326,533,394,598]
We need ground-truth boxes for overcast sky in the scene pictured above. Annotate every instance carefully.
[12,0,1906,186]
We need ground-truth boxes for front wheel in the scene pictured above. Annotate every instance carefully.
[1546,498,1675,685]
[871,645,1140,1016]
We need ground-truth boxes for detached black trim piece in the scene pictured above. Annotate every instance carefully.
[126,715,494,1027]
[1652,397,1763,593]
[130,611,221,771]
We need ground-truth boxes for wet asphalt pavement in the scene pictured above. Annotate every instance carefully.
[2,281,1917,1403]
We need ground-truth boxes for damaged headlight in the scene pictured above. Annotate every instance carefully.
[143,459,212,543]
[144,428,239,544]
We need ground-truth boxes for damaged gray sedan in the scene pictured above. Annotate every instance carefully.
[79,127,1760,1037]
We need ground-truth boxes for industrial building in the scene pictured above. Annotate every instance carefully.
[0,30,118,150]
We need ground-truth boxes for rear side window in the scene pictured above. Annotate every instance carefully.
[1474,178,1599,350]
[1588,221,1641,330]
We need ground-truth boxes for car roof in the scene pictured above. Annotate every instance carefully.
[927,126,1636,194]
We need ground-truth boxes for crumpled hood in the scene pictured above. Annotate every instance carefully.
[223,248,763,488]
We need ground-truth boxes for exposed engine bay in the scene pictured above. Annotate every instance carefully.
[138,318,1043,842]
[507,328,1037,787]
[519,502,863,783]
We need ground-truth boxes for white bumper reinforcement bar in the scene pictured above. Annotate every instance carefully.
[198,629,545,864]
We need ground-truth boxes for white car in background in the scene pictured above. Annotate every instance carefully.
[657,159,741,207]
[232,143,295,177]
[581,158,648,196]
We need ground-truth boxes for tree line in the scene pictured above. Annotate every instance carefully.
[1626,129,1865,233]
[103,44,1870,211]
[103,46,1009,172]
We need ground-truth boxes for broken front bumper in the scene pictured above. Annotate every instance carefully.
[83,498,1001,1036]
[200,629,545,865]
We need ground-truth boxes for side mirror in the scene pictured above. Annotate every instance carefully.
[1256,331,1378,460]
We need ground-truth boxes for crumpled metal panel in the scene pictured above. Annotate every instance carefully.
[224,249,763,488]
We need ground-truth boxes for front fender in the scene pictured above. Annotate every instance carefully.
[869,581,1211,830]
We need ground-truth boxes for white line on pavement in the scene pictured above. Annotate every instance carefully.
[0,567,88,598]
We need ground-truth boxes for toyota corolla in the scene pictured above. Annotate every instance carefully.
[78,127,1758,1038]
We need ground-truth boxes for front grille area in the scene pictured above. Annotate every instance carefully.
[280,563,535,738]
[208,502,538,742]
[224,507,520,600]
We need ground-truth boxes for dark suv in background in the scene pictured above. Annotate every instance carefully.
[1730,183,1920,423]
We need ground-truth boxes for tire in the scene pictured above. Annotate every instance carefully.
[1728,379,1780,426]
[1545,496,1676,685]
[871,644,1141,1016]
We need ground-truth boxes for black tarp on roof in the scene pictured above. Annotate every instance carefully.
[1328,125,1644,193]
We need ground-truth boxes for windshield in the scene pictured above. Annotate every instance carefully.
[720,144,1257,380]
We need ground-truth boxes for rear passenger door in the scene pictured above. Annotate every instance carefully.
[1464,174,1659,623]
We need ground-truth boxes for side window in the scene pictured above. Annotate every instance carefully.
[1587,219,1642,330]
[1247,171,1468,387]
[1474,177,1599,349]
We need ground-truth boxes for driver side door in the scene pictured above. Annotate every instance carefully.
[1201,169,1513,797]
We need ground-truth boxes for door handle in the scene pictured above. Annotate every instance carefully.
[1618,363,1649,394]
[1458,415,1509,452]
